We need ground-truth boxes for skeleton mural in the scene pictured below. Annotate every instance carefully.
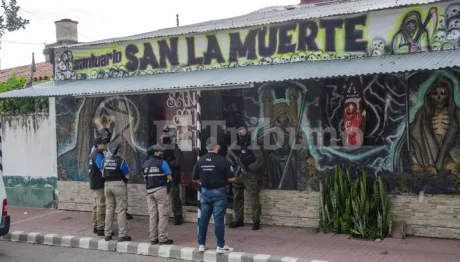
[343,79,367,147]
[391,9,437,54]
[242,81,315,190]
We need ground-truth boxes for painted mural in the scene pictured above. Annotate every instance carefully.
[56,92,198,184]
[233,69,460,194]
[54,1,460,81]
[56,96,151,183]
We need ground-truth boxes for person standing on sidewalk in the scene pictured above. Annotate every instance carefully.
[103,144,133,242]
[89,136,109,236]
[123,177,134,220]
[193,137,235,253]
[143,144,174,245]
[227,125,264,230]
[161,127,184,225]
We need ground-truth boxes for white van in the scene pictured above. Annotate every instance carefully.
[0,176,9,237]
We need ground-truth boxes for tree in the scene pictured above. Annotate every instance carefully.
[0,74,48,115]
[0,0,29,38]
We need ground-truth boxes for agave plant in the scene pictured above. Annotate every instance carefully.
[317,166,393,240]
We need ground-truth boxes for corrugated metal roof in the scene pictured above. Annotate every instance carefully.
[56,0,440,49]
[1,50,458,99]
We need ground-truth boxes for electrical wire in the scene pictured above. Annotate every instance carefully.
[19,8,93,40]
[0,40,46,45]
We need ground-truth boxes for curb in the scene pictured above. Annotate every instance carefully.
[0,231,327,262]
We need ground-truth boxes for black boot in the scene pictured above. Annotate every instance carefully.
[229,221,244,228]
[93,227,97,234]
[252,222,260,230]
[174,216,183,225]
[119,236,132,242]
[159,239,173,245]
[97,230,104,236]
[126,212,133,220]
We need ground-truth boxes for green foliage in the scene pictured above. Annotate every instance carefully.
[0,74,48,115]
[0,0,29,38]
[318,166,393,240]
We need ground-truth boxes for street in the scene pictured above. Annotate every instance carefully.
[0,241,181,262]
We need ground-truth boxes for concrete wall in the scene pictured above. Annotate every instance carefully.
[1,98,58,208]
[57,181,460,239]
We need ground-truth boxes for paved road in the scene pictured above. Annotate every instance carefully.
[0,241,181,262]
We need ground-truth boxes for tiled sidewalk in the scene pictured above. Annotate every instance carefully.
[6,207,460,262]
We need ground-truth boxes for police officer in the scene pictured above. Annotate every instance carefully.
[123,177,134,220]
[161,127,184,225]
[227,125,264,230]
[143,144,174,245]
[103,144,132,242]
[193,137,235,253]
[89,136,109,236]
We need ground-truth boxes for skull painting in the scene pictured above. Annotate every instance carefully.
[446,3,460,19]
[431,85,448,108]
[346,102,356,114]
[447,162,458,175]
[372,37,386,51]
[433,30,447,42]
[448,17,460,30]
[447,29,460,41]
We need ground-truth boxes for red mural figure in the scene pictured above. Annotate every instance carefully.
[343,79,367,147]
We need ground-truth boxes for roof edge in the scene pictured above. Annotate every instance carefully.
[53,0,441,49]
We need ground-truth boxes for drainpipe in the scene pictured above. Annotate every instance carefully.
[195,90,202,231]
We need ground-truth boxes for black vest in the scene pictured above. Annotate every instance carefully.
[233,136,256,170]
[88,150,104,190]
[142,156,167,194]
[103,155,124,181]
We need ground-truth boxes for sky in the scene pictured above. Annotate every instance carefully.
[0,0,299,69]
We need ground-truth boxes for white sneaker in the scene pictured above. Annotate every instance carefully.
[198,245,207,252]
[216,245,234,253]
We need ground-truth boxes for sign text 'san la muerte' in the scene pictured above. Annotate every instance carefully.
[54,1,460,80]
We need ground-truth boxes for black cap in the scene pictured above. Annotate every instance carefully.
[147,144,165,155]
[236,123,247,130]
[94,137,109,146]
[205,137,219,149]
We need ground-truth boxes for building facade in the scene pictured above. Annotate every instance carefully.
[2,0,460,239]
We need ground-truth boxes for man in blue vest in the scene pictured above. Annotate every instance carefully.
[103,144,132,242]
[143,144,174,245]
[89,136,109,236]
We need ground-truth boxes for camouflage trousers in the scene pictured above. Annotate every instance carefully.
[232,172,262,223]
[169,185,183,218]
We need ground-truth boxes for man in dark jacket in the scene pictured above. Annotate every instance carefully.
[89,136,109,236]
[160,127,184,225]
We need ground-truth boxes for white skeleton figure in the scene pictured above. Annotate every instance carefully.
[431,85,450,146]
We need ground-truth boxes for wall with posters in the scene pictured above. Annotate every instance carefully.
[54,1,460,81]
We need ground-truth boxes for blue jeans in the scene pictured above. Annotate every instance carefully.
[198,188,228,247]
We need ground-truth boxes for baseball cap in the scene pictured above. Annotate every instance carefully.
[94,137,109,146]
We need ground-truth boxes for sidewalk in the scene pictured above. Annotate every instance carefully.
[3,207,460,262]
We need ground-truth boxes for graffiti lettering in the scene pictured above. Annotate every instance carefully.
[125,38,180,72]
[73,50,122,70]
